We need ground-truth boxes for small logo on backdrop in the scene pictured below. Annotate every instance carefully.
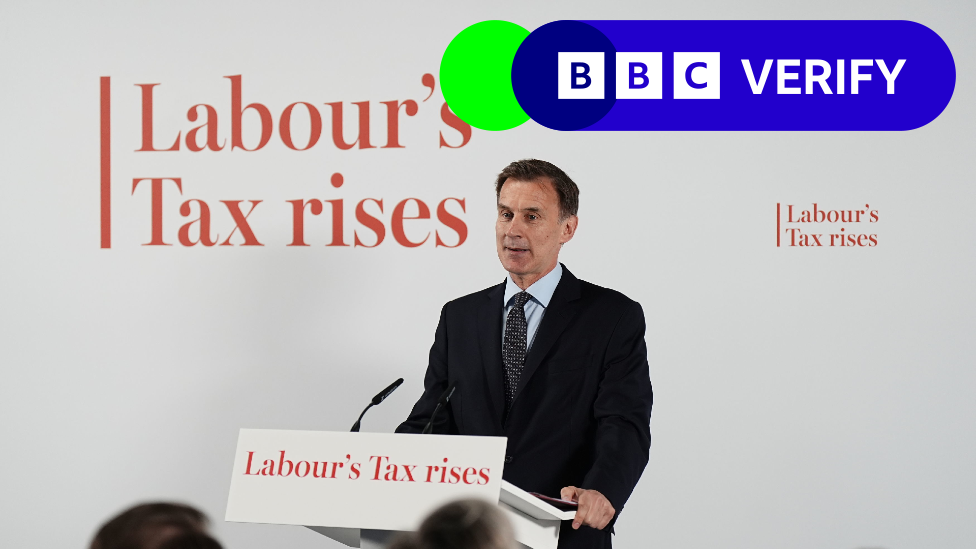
[776,203,879,248]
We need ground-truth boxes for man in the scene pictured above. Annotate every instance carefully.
[397,159,653,548]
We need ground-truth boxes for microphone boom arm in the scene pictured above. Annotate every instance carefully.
[350,378,404,432]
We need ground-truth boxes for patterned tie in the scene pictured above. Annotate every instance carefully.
[502,291,531,415]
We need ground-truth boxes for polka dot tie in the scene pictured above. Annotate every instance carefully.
[502,291,531,416]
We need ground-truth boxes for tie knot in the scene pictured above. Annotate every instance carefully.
[513,291,531,307]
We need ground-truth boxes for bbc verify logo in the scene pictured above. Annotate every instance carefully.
[506,20,953,130]
[558,52,720,100]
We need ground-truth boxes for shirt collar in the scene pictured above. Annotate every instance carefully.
[504,263,563,308]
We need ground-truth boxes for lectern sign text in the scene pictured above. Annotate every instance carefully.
[225,430,507,532]
[242,450,494,485]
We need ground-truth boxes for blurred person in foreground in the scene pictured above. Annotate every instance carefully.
[89,502,223,549]
[389,499,516,549]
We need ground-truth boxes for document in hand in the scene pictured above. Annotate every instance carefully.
[529,492,579,511]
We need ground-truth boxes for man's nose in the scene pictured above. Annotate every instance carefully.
[506,216,524,237]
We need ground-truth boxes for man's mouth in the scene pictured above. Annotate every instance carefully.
[506,246,528,253]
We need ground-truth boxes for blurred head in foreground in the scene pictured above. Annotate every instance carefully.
[89,502,222,549]
[389,498,516,549]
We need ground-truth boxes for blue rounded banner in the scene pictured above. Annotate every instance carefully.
[508,20,955,131]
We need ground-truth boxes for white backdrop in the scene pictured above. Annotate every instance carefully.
[1,2,974,549]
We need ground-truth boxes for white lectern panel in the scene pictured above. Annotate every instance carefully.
[225,430,507,533]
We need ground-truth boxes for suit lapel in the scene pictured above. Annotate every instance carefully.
[512,266,582,403]
[476,281,506,428]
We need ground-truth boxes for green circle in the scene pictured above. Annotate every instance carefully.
[440,20,530,131]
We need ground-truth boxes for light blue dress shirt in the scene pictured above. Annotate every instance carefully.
[502,263,563,352]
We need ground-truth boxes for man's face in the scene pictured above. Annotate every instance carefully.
[496,178,577,286]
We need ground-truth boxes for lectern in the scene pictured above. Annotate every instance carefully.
[225,429,573,549]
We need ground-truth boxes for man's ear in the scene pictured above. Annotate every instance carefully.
[560,215,578,244]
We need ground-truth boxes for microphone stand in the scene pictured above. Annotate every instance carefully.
[422,382,457,434]
[350,403,374,433]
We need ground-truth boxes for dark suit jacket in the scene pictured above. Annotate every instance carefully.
[397,265,653,548]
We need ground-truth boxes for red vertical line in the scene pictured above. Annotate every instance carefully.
[776,203,780,247]
[100,76,111,248]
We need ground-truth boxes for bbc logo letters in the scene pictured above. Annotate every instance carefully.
[558,52,719,100]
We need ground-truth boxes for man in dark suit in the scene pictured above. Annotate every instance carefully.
[397,159,653,548]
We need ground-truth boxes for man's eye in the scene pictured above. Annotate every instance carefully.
[501,212,513,219]
[527,214,538,221]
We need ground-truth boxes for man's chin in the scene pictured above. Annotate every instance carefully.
[500,258,532,276]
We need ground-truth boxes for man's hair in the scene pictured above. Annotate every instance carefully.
[388,499,516,549]
[495,159,579,220]
[156,531,223,549]
[89,502,209,549]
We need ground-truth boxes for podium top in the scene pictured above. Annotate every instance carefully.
[500,481,575,521]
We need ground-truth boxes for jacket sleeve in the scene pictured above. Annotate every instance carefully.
[395,304,455,434]
[580,300,653,514]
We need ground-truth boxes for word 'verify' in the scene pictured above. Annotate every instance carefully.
[131,174,466,247]
[243,451,491,485]
[558,53,906,99]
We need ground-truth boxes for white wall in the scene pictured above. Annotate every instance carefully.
[1,2,974,548]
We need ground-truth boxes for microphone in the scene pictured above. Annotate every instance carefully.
[422,381,457,434]
[350,378,404,432]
